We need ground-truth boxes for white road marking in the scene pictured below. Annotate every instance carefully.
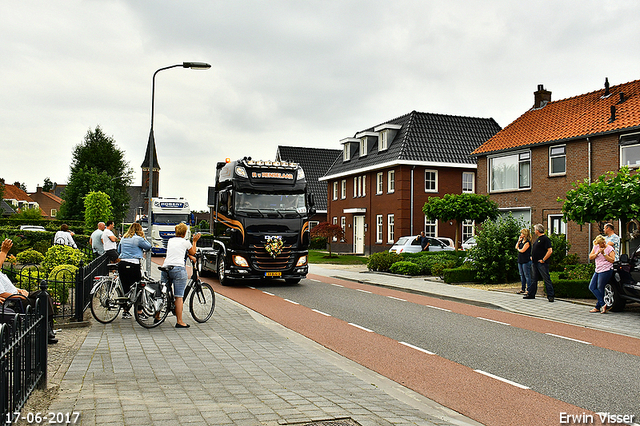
[356,289,372,294]
[284,299,299,305]
[426,305,451,312]
[545,333,592,345]
[399,341,436,355]
[474,370,530,389]
[312,309,331,317]
[348,323,374,332]
[330,283,344,288]
[387,296,407,302]
[262,291,275,296]
[309,279,322,282]
[477,317,511,326]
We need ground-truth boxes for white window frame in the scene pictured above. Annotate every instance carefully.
[360,138,367,157]
[332,217,338,241]
[548,214,566,235]
[361,175,366,197]
[462,219,475,242]
[387,214,395,243]
[332,181,338,200]
[387,170,395,193]
[353,177,358,198]
[343,144,351,161]
[549,145,566,176]
[379,131,388,151]
[489,150,531,192]
[51,209,57,217]
[424,218,437,237]
[376,172,383,195]
[621,143,640,169]
[462,172,475,193]
[425,170,438,193]
[340,216,346,242]
[376,215,383,243]
[341,180,346,199]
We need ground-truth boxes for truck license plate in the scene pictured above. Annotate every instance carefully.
[265,272,281,277]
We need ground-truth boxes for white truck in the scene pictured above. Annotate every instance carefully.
[146,197,192,255]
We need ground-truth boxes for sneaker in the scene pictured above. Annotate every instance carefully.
[137,311,148,319]
[122,312,132,319]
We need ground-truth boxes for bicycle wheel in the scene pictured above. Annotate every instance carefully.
[134,288,170,329]
[90,278,123,324]
[189,281,215,323]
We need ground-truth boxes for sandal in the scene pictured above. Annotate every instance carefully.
[589,308,599,313]
[517,290,526,294]
[601,305,608,314]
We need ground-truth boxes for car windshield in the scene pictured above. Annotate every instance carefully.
[394,237,410,246]
[235,192,306,213]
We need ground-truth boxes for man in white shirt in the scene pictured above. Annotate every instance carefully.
[1,238,58,344]
[89,222,106,255]
[101,220,119,262]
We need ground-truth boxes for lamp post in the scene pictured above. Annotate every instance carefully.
[145,62,211,272]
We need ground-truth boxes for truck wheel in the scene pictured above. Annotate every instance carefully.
[217,257,233,286]
[285,279,300,285]
[604,282,626,312]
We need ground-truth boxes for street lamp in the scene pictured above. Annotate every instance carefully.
[145,62,211,272]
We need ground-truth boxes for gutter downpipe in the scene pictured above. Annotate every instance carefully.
[587,137,592,261]
[410,166,415,235]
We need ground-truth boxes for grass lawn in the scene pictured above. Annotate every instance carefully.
[308,250,369,265]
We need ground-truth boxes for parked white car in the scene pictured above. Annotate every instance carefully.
[19,225,46,232]
[435,237,455,248]
[462,236,477,250]
[389,236,455,254]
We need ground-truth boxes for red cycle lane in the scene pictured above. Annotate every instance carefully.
[200,272,634,426]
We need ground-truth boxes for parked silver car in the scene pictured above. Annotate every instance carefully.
[462,236,477,250]
[389,236,455,254]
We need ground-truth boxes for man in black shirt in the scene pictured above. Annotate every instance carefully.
[527,224,555,302]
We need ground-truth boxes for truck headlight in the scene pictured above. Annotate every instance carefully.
[232,255,249,267]
[296,256,307,267]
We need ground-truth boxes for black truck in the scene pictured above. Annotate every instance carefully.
[197,157,315,285]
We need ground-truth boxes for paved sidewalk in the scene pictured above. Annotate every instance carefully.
[48,287,481,425]
[309,264,640,339]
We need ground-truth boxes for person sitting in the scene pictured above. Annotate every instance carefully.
[0,239,58,344]
[53,224,78,249]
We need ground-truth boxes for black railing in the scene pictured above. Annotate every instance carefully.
[0,285,48,422]
[75,254,109,322]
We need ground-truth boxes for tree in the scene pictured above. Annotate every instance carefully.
[559,166,640,254]
[310,222,345,257]
[13,181,27,191]
[58,126,133,222]
[470,214,523,283]
[43,177,53,192]
[84,191,113,233]
[422,193,499,250]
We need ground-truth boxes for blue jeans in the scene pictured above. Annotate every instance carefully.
[589,269,613,309]
[518,261,532,292]
[531,261,554,298]
[161,266,188,298]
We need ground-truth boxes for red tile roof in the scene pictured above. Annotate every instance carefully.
[472,79,640,155]
[2,184,34,202]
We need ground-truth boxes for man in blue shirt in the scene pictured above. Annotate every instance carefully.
[604,223,620,261]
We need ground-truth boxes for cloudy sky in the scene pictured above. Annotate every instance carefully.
[2,0,639,211]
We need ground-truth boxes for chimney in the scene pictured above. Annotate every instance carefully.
[604,77,610,97]
[610,105,616,122]
[534,84,552,108]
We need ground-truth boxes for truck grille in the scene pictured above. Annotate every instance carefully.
[250,244,294,271]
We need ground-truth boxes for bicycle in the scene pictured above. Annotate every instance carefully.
[89,264,170,329]
[156,258,216,325]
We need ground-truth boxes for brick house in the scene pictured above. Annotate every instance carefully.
[1,181,41,216]
[29,186,63,219]
[472,79,640,260]
[275,145,341,226]
[320,110,501,254]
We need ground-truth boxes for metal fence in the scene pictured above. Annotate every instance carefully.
[0,289,49,422]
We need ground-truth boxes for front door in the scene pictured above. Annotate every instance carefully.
[354,216,364,254]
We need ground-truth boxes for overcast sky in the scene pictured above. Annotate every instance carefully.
[2,0,639,211]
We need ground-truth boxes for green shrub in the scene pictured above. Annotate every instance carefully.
[470,214,523,283]
[310,236,327,250]
[443,265,479,283]
[431,259,458,277]
[367,252,403,272]
[389,261,421,275]
[549,234,572,271]
[42,245,87,273]
[47,265,78,304]
[559,263,595,280]
[32,239,52,255]
[16,249,44,265]
[15,266,45,291]
[553,279,594,299]
[403,252,460,275]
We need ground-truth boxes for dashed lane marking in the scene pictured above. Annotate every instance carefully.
[348,323,374,333]
[284,299,299,305]
[474,369,530,390]
[330,283,344,288]
[545,333,592,345]
[477,317,511,326]
[312,309,331,317]
[387,296,407,302]
[399,341,436,355]
[262,291,275,296]
[356,289,372,294]
[426,305,452,312]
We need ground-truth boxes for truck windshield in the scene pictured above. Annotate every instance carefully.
[153,214,190,224]
[235,192,306,213]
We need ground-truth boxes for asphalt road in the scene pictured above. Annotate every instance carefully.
[204,273,640,426]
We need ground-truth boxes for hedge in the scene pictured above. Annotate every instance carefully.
[443,266,479,284]
[389,261,421,275]
[552,279,595,299]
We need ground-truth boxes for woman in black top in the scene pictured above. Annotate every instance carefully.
[515,228,532,294]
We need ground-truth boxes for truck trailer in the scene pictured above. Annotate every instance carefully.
[197,157,315,285]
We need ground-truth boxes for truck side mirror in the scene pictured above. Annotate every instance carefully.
[307,193,315,207]
[220,191,228,205]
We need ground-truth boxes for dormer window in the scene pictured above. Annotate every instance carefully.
[343,144,351,161]
[373,123,401,152]
[340,137,360,162]
[379,131,388,151]
[360,138,367,157]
